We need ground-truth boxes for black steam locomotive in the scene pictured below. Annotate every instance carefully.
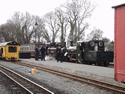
[66,40,114,67]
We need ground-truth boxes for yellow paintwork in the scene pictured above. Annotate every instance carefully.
[0,45,19,61]
[31,68,37,74]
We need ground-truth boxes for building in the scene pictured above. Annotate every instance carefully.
[112,3,125,82]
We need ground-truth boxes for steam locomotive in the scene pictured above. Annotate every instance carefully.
[66,40,113,67]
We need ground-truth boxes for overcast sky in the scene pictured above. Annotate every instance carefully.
[0,0,125,41]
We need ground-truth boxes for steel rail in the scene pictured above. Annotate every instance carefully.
[0,70,33,94]
[13,61,125,94]
[0,64,54,94]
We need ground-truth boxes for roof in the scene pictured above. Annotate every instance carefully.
[67,46,76,50]
[89,40,104,42]
[77,40,88,43]
[0,41,20,47]
[0,42,10,47]
[112,3,125,8]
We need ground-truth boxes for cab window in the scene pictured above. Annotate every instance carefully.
[9,46,17,52]
[89,41,98,51]
[89,41,94,51]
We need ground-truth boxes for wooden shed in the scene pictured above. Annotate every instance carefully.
[112,3,125,82]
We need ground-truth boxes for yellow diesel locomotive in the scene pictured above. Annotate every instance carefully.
[0,41,20,61]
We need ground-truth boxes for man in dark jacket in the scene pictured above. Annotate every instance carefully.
[56,45,61,62]
[79,42,85,63]
[46,45,48,55]
[35,46,39,60]
[40,46,46,61]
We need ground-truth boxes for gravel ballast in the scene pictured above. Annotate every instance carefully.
[0,60,123,94]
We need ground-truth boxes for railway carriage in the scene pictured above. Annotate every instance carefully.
[20,43,44,58]
[0,41,20,61]
[20,43,36,58]
[19,42,63,58]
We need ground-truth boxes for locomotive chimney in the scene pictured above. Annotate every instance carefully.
[70,41,73,46]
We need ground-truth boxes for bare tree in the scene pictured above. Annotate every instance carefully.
[87,27,103,40]
[6,12,45,44]
[63,0,96,43]
[44,11,60,43]
[36,17,51,43]
[107,41,114,51]
[40,28,51,42]
[0,23,16,42]
[55,8,68,45]
[102,37,110,45]
[7,12,33,44]
[34,16,47,43]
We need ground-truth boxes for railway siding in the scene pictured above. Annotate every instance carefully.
[18,59,125,87]
[0,60,124,94]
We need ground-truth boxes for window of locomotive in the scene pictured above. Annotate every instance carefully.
[94,43,98,51]
[8,46,17,52]
[89,41,94,51]
[77,42,81,49]
[89,42,98,51]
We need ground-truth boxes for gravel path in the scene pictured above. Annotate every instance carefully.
[21,58,114,78]
[0,74,11,94]
[0,60,122,94]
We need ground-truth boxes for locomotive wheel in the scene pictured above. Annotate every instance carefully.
[95,62,101,66]
[76,60,79,63]
[77,60,82,64]
[104,62,109,67]
[89,62,92,65]
[95,62,99,66]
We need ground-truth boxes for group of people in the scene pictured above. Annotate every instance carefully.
[35,45,48,61]
[56,45,68,62]
[35,45,67,62]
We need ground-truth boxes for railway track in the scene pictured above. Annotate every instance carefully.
[0,64,54,94]
[12,61,125,94]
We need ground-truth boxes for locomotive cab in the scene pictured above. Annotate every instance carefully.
[86,40,113,66]
[76,40,113,67]
[88,40,104,52]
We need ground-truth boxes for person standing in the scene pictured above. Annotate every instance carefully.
[46,45,48,55]
[35,46,39,60]
[79,42,85,63]
[40,45,46,61]
[56,45,61,62]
